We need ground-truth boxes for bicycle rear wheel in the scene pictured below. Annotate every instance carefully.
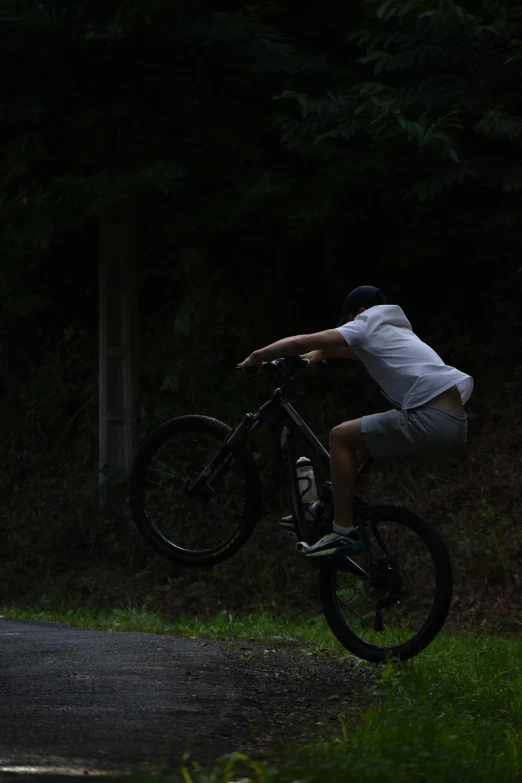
[129,415,261,567]
[320,505,452,662]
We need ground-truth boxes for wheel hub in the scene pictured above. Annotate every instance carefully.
[369,561,403,596]
[185,479,212,503]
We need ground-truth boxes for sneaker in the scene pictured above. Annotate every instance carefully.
[302,529,364,558]
[279,501,322,530]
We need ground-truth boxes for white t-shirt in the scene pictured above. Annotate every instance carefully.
[336,305,473,411]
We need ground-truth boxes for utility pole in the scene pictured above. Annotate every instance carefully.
[98,203,138,512]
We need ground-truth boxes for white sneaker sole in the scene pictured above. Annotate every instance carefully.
[305,546,338,557]
[303,539,363,557]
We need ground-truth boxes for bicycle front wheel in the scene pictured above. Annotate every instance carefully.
[129,415,261,567]
[320,505,452,662]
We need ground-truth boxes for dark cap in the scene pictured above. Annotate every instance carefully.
[336,286,387,327]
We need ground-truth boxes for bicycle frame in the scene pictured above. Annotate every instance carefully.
[243,387,331,541]
[190,371,373,545]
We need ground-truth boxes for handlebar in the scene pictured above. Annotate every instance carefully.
[266,356,310,374]
[238,355,310,377]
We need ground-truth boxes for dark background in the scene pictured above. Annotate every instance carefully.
[1,0,521,628]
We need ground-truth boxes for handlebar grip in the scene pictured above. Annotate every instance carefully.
[237,355,311,377]
[285,355,309,371]
[235,364,262,376]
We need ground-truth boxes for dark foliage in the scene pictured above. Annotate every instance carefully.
[1,0,521,624]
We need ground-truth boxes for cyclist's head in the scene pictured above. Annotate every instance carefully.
[336,286,387,326]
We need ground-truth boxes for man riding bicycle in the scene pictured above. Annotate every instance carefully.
[237,285,473,558]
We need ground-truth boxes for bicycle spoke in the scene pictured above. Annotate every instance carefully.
[149,460,186,479]
[207,499,243,517]
[140,427,249,554]
[144,478,243,517]
[144,478,185,494]
[330,516,438,653]
[336,595,377,633]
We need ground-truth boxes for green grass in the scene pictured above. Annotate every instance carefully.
[175,634,522,783]
[3,605,521,782]
[0,602,343,652]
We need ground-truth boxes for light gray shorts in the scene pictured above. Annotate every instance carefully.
[361,405,468,461]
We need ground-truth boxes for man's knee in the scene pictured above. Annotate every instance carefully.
[330,419,364,450]
[329,424,345,445]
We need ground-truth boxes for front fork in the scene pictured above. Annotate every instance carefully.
[187,414,258,498]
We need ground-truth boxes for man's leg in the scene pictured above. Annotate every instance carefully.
[303,418,368,557]
[329,419,366,533]
[357,444,370,470]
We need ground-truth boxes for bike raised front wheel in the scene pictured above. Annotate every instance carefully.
[129,415,261,567]
[320,505,453,662]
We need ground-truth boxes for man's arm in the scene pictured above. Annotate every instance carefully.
[319,345,357,360]
[238,329,356,373]
[302,345,357,362]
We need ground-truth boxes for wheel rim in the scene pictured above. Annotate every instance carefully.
[330,517,439,653]
[140,428,248,556]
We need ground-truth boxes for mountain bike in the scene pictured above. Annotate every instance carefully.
[129,356,453,662]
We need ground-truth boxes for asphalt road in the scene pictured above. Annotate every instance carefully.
[0,617,258,779]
